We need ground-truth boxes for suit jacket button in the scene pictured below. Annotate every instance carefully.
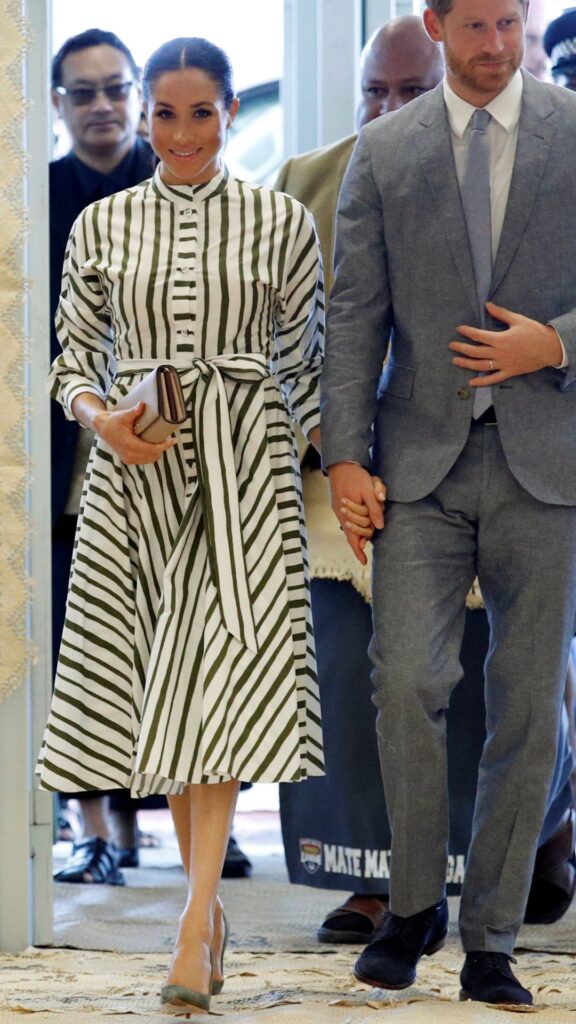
[458,388,470,400]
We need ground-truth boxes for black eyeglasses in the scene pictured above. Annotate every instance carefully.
[55,81,134,106]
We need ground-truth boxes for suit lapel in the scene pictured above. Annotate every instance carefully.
[413,87,478,314]
[490,73,557,296]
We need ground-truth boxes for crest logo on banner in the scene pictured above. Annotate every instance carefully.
[299,837,322,874]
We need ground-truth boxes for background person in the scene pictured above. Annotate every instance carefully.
[39,35,325,1013]
[322,0,576,1005]
[544,8,576,91]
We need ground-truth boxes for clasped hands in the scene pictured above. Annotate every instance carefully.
[448,300,563,383]
[328,462,386,566]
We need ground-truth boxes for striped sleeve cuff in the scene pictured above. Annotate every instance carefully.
[300,408,321,437]
[61,381,105,422]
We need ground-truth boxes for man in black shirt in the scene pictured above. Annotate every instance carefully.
[50,27,152,541]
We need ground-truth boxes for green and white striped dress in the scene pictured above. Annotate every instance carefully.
[37,166,325,796]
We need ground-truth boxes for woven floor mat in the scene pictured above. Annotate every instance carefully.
[52,852,576,957]
[1,945,576,1023]
[1,850,568,1021]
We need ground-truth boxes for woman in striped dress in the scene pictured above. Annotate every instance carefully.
[38,37,325,1012]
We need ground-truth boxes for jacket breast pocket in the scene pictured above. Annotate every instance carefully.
[377,362,415,400]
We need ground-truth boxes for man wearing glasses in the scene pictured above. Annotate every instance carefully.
[49,29,154,887]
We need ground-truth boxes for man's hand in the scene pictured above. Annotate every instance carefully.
[328,462,386,565]
[449,301,563,386]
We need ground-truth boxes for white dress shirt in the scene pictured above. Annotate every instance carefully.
[444,70,522,261]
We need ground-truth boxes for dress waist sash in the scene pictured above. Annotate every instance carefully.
[115,353,274,654]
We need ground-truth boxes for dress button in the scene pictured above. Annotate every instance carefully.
[179,264,190,274]
[181,207,193,216]
[458,388,471,400]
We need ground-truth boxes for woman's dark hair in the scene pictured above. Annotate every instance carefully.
[142,37,235,108]
[52,29,139,88]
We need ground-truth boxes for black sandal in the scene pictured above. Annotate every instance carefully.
[53,836,125,885]
[114,846,139,868]
[57,814,75,843]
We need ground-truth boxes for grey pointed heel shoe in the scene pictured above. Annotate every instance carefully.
[211,910,229,995]
[160,984,210,1012]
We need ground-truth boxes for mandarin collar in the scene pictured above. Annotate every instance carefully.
[151,164,229,203]
[443,69,523,138]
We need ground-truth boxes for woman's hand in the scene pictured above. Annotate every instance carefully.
[340,476,386,539]
[71,392,177,465]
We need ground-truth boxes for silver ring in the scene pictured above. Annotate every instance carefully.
[489,359,495,371]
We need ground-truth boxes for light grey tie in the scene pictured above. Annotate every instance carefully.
[461,108,493,420]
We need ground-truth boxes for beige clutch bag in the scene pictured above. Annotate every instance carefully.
[115,365,187,442]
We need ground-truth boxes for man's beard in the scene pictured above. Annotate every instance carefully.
[443,42,521,96]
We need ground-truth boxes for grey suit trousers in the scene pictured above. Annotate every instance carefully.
[370,421,576,953]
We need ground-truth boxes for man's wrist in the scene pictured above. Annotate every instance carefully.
[545,324,566,369]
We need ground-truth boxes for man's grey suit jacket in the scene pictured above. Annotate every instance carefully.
[321,70,576,506]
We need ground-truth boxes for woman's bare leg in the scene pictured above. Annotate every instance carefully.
[166,779,239,996]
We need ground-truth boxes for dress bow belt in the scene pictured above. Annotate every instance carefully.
[188,353,273,654]
[116,353,273,654]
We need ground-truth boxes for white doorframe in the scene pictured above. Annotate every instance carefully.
[0,0,53,953]
[282,0,423,159]
[364,0,424,34]
[283,0,363,155]
[364,0,395,36]
[26,0,55,949]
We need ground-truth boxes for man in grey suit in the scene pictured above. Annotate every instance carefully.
[321,0,576,1007]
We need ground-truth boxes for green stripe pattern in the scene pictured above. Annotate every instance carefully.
[38,167,325,795]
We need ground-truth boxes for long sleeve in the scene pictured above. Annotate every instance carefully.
[321,131,392,470]
[48,205,115,420]
[272,203,325,438]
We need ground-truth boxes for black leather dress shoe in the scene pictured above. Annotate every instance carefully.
[460,952,533,1005]
[353,897,448,989]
